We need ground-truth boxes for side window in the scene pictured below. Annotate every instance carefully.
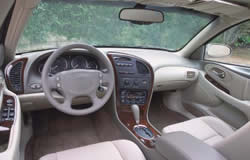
[205,21,250,67]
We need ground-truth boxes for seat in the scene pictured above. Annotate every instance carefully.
[162,116,234,146]
[39,140,146,160]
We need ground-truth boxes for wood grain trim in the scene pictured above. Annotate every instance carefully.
[108,53,160,148]
[5,58,28,94]
[205,74,230,94]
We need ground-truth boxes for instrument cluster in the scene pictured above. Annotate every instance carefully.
[38,55,99,75]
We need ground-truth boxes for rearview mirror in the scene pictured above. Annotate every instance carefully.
[206,44,232,58]
[119,8,164,23]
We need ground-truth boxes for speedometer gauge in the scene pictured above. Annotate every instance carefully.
[71,56,87,69]
[50,57,68,74]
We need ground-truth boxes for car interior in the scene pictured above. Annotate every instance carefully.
[0,0,250,160]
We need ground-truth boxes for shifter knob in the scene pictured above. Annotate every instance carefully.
[131,104,140,124]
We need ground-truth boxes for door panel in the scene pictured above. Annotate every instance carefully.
[182,67,249,129]
[204,64,250,128]
[184,20,250,128]
[205,63,247,100]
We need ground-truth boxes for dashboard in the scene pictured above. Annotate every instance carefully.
[4,48,200,111]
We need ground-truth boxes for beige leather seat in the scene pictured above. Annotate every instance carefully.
[162,116,234,146]
[40,140,146,160]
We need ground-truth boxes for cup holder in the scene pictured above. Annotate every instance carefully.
[133,125,154,140]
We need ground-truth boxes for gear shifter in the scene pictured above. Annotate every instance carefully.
[131,105,155,141]
[131,104,140,124]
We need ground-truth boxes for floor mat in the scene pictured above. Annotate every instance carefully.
[26,108,123,160]
[149,93,188,131]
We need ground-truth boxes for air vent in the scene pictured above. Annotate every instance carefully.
[6,59,27,94]
[9,62,23,92]
[113,56,131,61]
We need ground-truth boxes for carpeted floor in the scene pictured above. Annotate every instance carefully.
[26,108,123,160]
[149,93,188,131]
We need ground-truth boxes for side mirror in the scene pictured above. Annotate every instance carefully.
[119,8,164,23]
[206,44,232,58]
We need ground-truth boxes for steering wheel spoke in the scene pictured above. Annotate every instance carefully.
[101,71,111,86]
[89,90,102,106]
[61,93,73,109]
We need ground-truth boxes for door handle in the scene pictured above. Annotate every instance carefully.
[212,70,225,79]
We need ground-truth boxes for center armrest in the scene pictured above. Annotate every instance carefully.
[155,132,227,160]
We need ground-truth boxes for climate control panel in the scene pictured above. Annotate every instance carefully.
[120,90,147,105]
[120,78,149,89]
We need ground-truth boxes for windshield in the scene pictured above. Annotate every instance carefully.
[16,0,215,53]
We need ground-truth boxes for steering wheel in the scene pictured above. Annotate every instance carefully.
[42,44,114,116]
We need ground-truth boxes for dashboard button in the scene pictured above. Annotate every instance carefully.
[6,99,14,104]
[9,112,14,117]
[2,113,8,118]
[142,80,147,85]
[7,103,13,107]
[3,108,9,112]
[133,80,139,85]
[124,79,130,86]
[121,99,125,103]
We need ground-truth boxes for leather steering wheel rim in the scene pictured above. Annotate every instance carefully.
[42,44,114,116]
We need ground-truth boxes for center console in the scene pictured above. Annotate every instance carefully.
[155,132,227,160]
[108,52,160,148]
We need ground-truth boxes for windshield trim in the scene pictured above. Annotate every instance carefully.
[16,46,170,55]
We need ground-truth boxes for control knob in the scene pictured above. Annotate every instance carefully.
[134,80,139,86]
[124,79,130,86]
